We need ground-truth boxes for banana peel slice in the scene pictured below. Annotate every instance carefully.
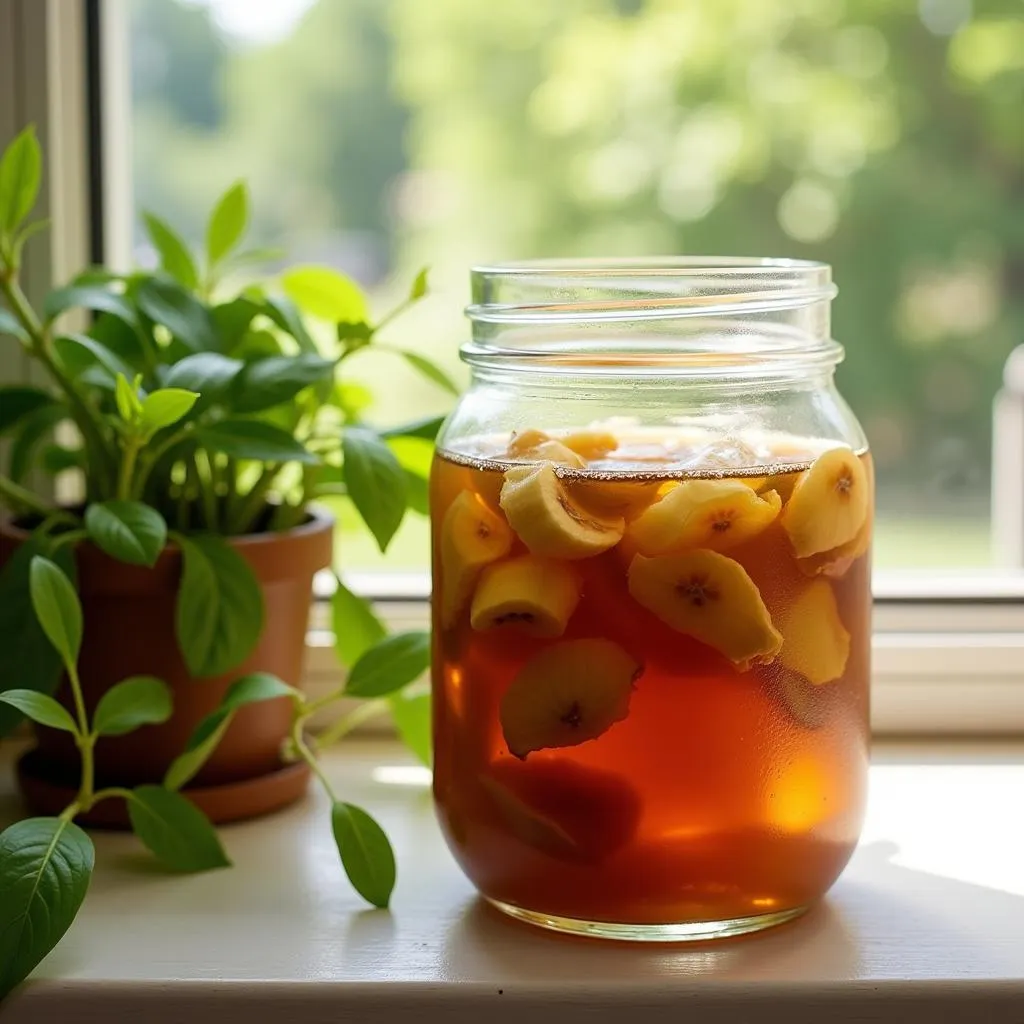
[628,549,782,667]
[627,478,782,555]
[440,490,513,627]
[782,448,869,558]
[500,463,625,558]
[777,579,850,685]
[482,758,642,862]
[499,638,640,758]
[470,555,581,638]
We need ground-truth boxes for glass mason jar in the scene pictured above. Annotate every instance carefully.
[430,259,871,941]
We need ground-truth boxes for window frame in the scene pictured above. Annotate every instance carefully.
[3,0,1022,739]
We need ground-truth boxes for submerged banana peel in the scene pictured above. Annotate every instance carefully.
[628,549,783,667]
[782,448,869,558]
[471,555,581,638]
[777,579,850,685]
[440,490,513,627]
[499,638,640,758]
[500,463,625,558]
[627,478,781,555]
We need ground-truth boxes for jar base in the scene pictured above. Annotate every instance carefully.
[486,898,808,942]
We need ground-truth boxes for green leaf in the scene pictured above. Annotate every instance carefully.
[140,388,199,434]
[9,403,68,482]
[54,332,135,384]
[380,414,446,441]
[232,353,336,413]
[387,434,434,474]
[198,419,318,464]
[41,445,84,475]
[136,277,217,351]
[223,246,283,270]
[10,218,49,265]
[85,501,167,567]
[219,671,297,709]
[70,266,120,286]
[409,266,429,301]
[332,577,386,667]
[175,534,264,677]
[403,469,430,516]
[330,803,395,909]
[212,297,261,352]
[346,631,430,699]
[337,321,373,347]
[0,386,56,435]
[87,311,148,371]
[389,692,432,767]
[0,125,42,234]
[206,181,248,266]
[342,426,407,552]
[281,266,369,324]
[0,818,94,999]
[162,351,243,405]
[163,711,232,792]
[93,676,172,736]
[0,540,76,736]
[127,785,230,872]
[0,307,27,341]
[166,671,296,786]
[232,328,282,361]
[29,555,82,668]
[262,295,319,355]
[0,689,78,734]
[115,372,142,421]
[142,212,199,290]
[397,350,460,396]
[43,284,139,328]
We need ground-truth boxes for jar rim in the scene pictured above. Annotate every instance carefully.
[463,257,841,378]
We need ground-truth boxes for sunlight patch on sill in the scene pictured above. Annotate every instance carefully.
[372,765,433,787]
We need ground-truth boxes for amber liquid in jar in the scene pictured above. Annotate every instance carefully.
[431,427,871,935]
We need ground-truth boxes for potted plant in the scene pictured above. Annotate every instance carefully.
[0,125,444,997]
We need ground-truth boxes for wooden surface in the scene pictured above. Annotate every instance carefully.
[2,740,1023,1023]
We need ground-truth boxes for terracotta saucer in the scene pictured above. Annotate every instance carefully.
[16,749,311,828]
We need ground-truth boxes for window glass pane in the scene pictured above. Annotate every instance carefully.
[128,0,1024,574]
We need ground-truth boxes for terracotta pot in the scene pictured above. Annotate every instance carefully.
[0,509,333,824]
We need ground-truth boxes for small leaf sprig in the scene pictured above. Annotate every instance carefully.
[158,597,431,909]
[0,557,229,999]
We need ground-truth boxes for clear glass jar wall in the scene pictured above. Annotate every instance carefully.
[430,259,872,941]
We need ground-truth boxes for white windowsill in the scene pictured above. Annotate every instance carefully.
[2,739,1022,1023]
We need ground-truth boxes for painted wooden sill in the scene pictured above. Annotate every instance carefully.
[1,740,1022,1024]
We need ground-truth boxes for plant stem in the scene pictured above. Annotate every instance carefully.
[0,272,116,496]
[0,268,44,337]
[316,699,389,748]
[372,295,417,337]
[91,786,133,805]
[195,453,217,530]
[290,716,337,802]
[66,663,95,809]
[0,474,54,517]
[228,463,279,534]
[135,425,192,495]
[118,438,141,501]
[50,528,87,550]
[58,802,82,825]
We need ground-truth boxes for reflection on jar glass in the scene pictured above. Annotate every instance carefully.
[431,259,871,941]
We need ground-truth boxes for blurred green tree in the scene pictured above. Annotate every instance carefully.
[132,0,407,268]
[388,0,1024,506]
